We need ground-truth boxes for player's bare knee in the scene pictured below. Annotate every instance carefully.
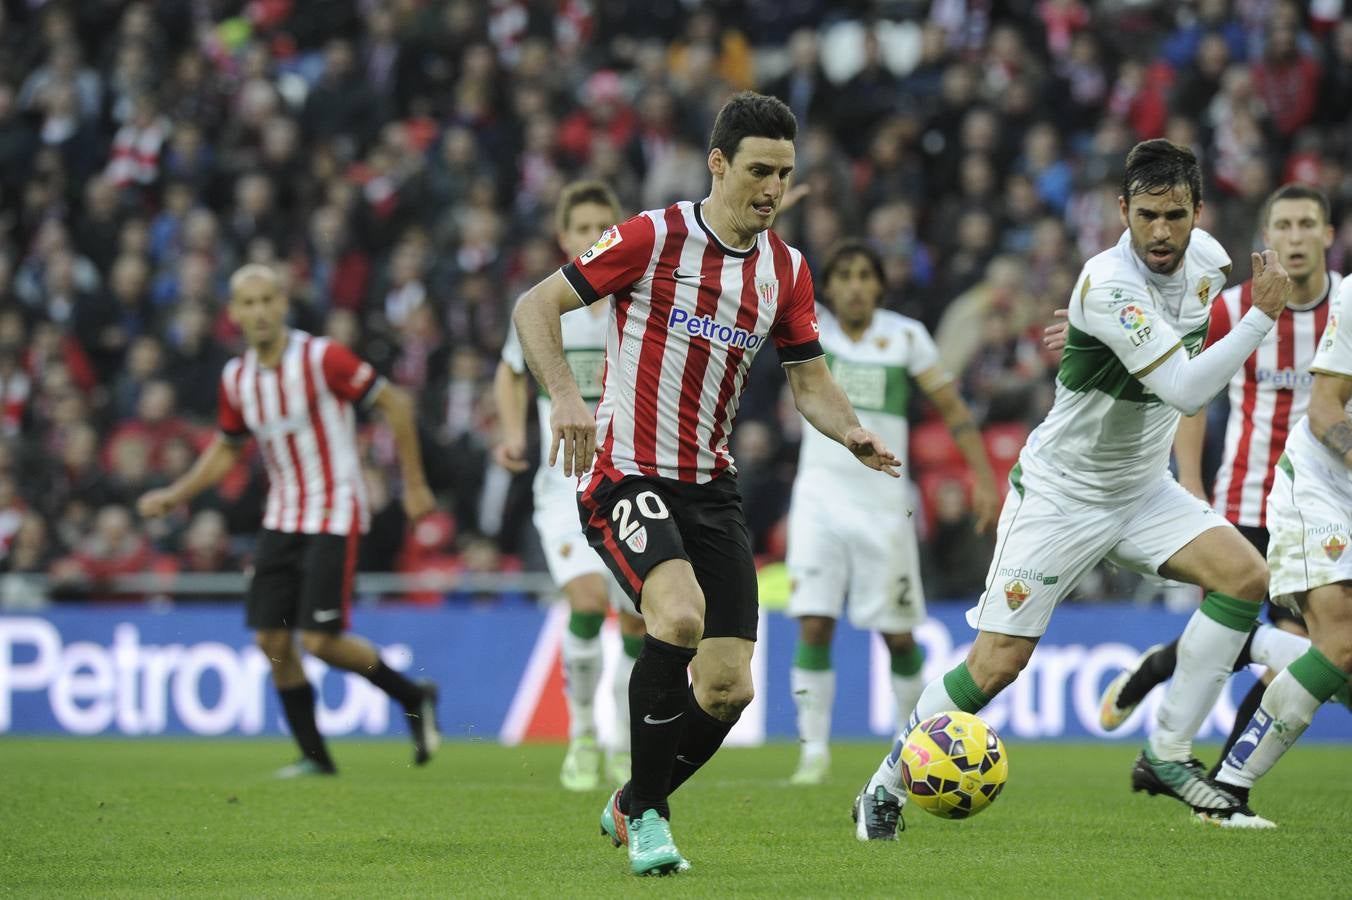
[659,607,704,646]
[299,630,336,659]
[564,574,608,615]
[798,615,834,646]
[698,676,753,720]
[709,685,753,720]
[883,632,916,655]
[1229,561,1269,604]
[618,612,646,639]
[254,630,293,660]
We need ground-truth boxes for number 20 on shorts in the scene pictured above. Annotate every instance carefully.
[611,490,669,540]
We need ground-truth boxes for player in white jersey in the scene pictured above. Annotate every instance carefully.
[1090,185,1349,775]
[786,239,1000,785]
[854,139,1293,840]
[138,265,439,776]
[495,181,646,791]
[1209,276,1352,824]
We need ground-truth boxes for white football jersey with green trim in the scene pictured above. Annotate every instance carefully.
[794,307,941,508]
[1284,277,1352,472]
[1023,228,1231,501]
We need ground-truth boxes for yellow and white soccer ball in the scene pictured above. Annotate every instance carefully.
[899,711,1009,819]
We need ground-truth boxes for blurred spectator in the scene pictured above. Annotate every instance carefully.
[765,28,838,129]
[1319,20,1352,127]
[923,478,994,598]
[50,504,156,598]
[0,471,26,557]
[2,512,53,575]
[177,510,238,573]
[1251,22,1321,144]
[163,302,228,419]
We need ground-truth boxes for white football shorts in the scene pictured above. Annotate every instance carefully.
[785,480,925,633]
[1266,450,1352,611]
[967,463,1228,638]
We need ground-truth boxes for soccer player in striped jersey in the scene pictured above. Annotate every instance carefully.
[786,239,1000,786]
[495,180,647,791]
[137,264,439,777]
[856,140,1292,838]
[1092,185,1348,772]
[513,92,900,876]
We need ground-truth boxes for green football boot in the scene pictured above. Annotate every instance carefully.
[627,809,689,876]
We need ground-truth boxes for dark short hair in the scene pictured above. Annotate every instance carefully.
[1121,139,1202,208]
[555,179,621,233]
[1262,182,1330,227]
[708,91,798,162]
[820,239,886,289]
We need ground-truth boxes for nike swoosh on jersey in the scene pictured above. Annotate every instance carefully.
[672,269,704,282]
[312,609,342,623]
[643,712,684,725]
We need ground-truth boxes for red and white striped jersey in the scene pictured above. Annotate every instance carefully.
[562,199,822,491]
[217,330,384,536]
[1207,271,1343,527]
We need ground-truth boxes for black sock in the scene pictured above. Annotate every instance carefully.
[1209,679,1267,780]
[1117,639,1179,709]
[667,686,736,796]
[278,682,333,768]
[626,634,696,821]
[363,660,423,709]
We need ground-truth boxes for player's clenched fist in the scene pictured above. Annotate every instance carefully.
[844,426,902,478]
[493,439,531,473]
[402,482,437,520]
[1251,248,1292,319]
[136,488,178,519]
[549,393,597,478]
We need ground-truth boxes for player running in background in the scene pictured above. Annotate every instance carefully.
[786,238,999,785]
[513,92,899,876]
[137,264,439,777]
[1093,185,1346,769]
[1210,276,1352,824]
[853,139,1291,840]
[495,180,647,791]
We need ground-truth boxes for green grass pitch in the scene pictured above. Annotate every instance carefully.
[1,739,1347,898]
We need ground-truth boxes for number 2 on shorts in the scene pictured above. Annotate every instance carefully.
[612,490,669,539]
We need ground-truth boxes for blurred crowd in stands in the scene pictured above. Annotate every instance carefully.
[1,0,1350,605]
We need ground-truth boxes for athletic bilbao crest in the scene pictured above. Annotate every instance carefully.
[756,278,778,307]
[626,525,649,553]
[1004,579,1030,611]
[1323,534,1347,561]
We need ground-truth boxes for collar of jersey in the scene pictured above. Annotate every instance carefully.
[1286,271,1334,312]
[694,200,757,259]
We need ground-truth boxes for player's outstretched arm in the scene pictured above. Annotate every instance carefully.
[492,361,531,473]
[785,356,900,478]
[1308,373,1352,470]
[136,436,243,518]
[513,270,594,477]
[1135,252,1291,415]
[918,373,1000,533]
[372,384,436,520]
